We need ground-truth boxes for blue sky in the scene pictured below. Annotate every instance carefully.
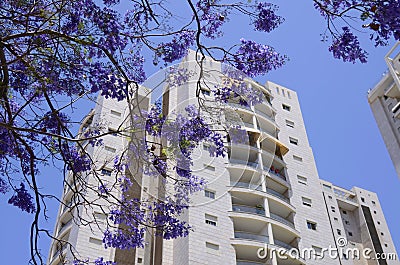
[1,1,399,264]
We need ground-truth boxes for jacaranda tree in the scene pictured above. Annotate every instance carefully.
[1,0,399,264]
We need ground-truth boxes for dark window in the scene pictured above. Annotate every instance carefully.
[361,197,365,202]
[101,169,112,176]
[307,221,317,230]
[205,190,216,199]
[348,232,353,236]
[282,104,291,111]
[337,229,341,235]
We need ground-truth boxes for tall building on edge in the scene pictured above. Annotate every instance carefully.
[48,52,399,265]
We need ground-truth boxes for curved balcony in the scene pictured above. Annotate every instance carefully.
[57,218,73,237]
[232,204,265,216]
[229,183,294,212]
[229,159,260,170]
[270,213,294,229]
[234,231,269,243]
[237,261,265,265]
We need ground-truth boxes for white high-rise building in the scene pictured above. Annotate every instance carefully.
[368,42,400,179]
[48,53,399,265]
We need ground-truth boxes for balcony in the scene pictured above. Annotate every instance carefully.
[58,218,72,236]
[231,182,263,191]
[232,204,265,216]
[265,188,289,203]
[234,231,269,243]
[255,109,275,123]
[230,159,259,169]
[274,239,297,251]
[269,213,294,229]
[237,261,266,265]
[264,166,286,181]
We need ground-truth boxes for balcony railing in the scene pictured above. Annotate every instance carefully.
[265,188,289,203]
[264,167,286,181]
[274,239,297,251]
[51,244,68,261]
[232,204,265,216]
[58,218,73,236]
[333,189,357,203]
[255,109,275,122]
[230,159,259,169]
[237,261,266,265]
[270,213,294,228]
[234,231,269,243]
[231,181,263,191]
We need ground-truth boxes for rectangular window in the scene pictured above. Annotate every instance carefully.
[302,197,312,207]
[293,155,303,162]
[205,189,216,199]
[312,246,323,257]
[349,232,353,236]
[201,89,211,96]
[108,128,118,136]
[282,104,291,111]
[334,217,338,221]
[289,137,298,145]
[110,110,122,117]
[204,164,215,171]
[337,229,342,235]
[331,206,336,212]
[282,89,286,97]
[206,242,219,252]
[285,120,295,128]
[307,220,317,230]
[101,168,112,176]
[297,175,307,185]
[105,146,117,153]
[361,197,365,202]
[205,214,217,226]
[89,237,103,245]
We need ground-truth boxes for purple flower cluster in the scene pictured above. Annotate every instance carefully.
[233,39,287,77]
[196,0,229,39]
[329,27,368,63]
[253,2,284,32]
[157,31,196,63]
[8,183,35,214]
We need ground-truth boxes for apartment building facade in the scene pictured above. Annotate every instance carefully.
[48,53,399,265]
[368,42,400,179]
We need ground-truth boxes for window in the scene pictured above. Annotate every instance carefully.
[293,155,303,162]
[337,229,342,235]
[285,120,295,128]
[276,87,280,94]
[289,137,298,145]
[205,214,217,226]
[282,89,285,97]
[328,195,333,199]
[297,175,307,185]
[110,110,122,117]
[108,128,118,136]
[302,197,312,207]
[201,89,210,96]
[94,212,107,223]
[348,232,353,236]
[205,189,216,199]
[385,243,388,247]
[137,258,143,263]
[372,201,376,205]
[282,104,291,111]
[204,164,215,171]
[323,184,331,190]
[361,197,365,202]
[312,246,323,257]
[331,206,336,212]
[343,210,347,214]
[206,242,219,252]
[307,220,317,230]
[381,232,384,236]
[374,210,377,214]
[89,237,103,245]
[105,146,116,153]
[287,91,291,99]
[334,217,338,221]
[345,220,350,225]
[101,168,112,176]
